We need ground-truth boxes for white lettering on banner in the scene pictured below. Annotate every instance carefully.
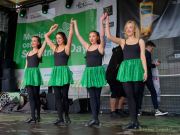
[22,50,28,58]
[43,49,53,56]
[71,44,86,54]
[23,32,46,41]
[22,42,31,49]
[23,33,31,40]
[21,49,53,58]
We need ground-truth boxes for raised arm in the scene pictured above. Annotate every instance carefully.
[25,59,27,69]
[139,39,147,81]
[105,15,124,47]
[37,40,46,58]
[98,14,106,54]
[65,19,74,55]
[24,52,29,69]
[73,20,89,50]
[44,24,58,52]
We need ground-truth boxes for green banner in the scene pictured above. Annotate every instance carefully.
[14,9,96,69]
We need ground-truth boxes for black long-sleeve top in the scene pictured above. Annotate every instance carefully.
[145,50,156,78]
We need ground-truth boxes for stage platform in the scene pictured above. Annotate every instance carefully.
[0,112,180,135]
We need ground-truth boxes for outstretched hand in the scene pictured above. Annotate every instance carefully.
[49,24,58,32]
[100,13,107,21]
[70,18,74,24]
[104,12,108,18]
[71,19,77,24]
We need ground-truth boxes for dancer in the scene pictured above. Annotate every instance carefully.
[73,14,107,127]
[44,20,74,125]
[23,36,46,123]
[105,14,147,129]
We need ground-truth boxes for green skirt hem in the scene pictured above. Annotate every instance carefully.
[81,66,107,88]
[22,67,43,87]
[48,66,74,86]
[117,59,144,82]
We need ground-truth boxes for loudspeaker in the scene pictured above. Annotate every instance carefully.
[2,60,15,68]
[78,98,91,113]
[2,68,15,79]
[2,78,17,92]
[46,93,56,110]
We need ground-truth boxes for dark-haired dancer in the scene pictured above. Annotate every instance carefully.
[105,14,147,129]
[45,20,74,125]
[73,14,107,127]
[23,36,46,123]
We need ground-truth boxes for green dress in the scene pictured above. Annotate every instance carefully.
[81,49,107,88]
[23,54,43,87]
[116,43,144,82]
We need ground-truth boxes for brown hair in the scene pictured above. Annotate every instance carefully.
[89,31,101,44]
[32,36,42,49]
[32,36,42,62]
[146,41,156,47]
[56,32,67,45]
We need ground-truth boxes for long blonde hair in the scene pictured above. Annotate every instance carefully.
[124,20,140,39]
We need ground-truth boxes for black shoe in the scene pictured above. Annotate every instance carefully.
[25,118,36,124]
[65,116,71,124]
[117,110,127,117]
[85,119,100,127]
[123,122,139,130]
[53,119,65,126]
[110,111,118,118]
[36,117,41,122]
[133,122,140,129]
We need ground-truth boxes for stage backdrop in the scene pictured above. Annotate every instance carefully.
[14,0,117,99]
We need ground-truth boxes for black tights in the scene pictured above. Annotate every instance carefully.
[53,84,70,120]
[26,86,40,120]
[87,87,102,120]
[123,82,143,123]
